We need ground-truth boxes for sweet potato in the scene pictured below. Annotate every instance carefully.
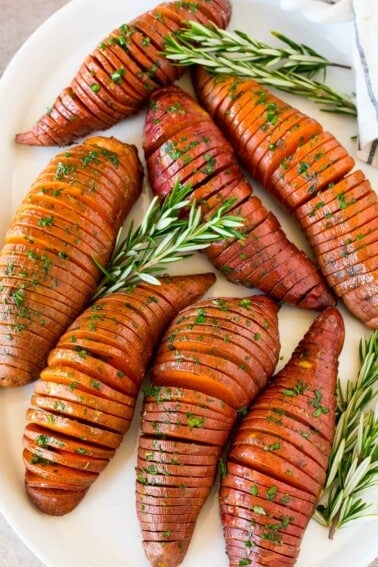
[193,69,323,188]
[269,132,354,202]
[220,307,344,567]
[193,68,378,328]
[15,0,231,146]
[136,294,280,567]
[0,137,143,387]
[23,273,215,515]
[144,85,335,310]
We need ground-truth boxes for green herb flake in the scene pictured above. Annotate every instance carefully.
[265,102,281,125]
[73,346,88,359]
[266,485,277,500]
[30,454,53,466]
[237,406,248,417]
[55,162,75,180]
[100,148,119,167]
[202,153,216,175]
[264,442,281,452]
[298,161,310,175]
[308,200,325,217]
[35,435,50,448]
[111,68,125,83]
[186,413,205,430]
[119,23,132,35]
[82,150,99,166]
[136,472,147,485]
[12,288,25,306]
[142,384,162,400]
[281,380,307,397]
[38,216,54,227]
[253,505,266,515]
[261,531,283,544]
[213,298,229,311]
[47,414,56,425]
[177,0,198,13]
[309,389,329,417]
[267,414,282,425]
[194,308,207,324]
[149,99,158,111]
[76,448,88,455]
[239,298,252,310]
[337,192,356,210]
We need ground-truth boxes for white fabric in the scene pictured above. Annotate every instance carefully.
[280,0,378,167]
[353,0,378,166]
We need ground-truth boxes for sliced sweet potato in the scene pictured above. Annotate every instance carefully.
[1,137,142,387]
[136,294,279,567]
[193,68,377,326]
[220,307,344,566]
[16,0,231,146]
[145,84,335,310]
[23,274,215,516]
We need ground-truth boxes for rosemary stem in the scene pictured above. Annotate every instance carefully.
[91,181,243,300]
[315,332,378,535]
[164,22,356,116]
[329,513,340,540]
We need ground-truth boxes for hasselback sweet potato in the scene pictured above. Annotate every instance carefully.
[193,69,378,328]
[220,307,345,567]
[23,273,215,515]
[15,0,231,146]
[136,294,280,567]
[144,85,335,310]
[0,136,143,387]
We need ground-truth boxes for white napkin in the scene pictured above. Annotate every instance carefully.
[281,0,378,167]
[353,0,378,167]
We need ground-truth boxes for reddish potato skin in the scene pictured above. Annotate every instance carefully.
[0,136,143,387]
[193,68,378,328]
[144,85,335,310]
[136,295,280,567]
[23,274,215,516]
[15,0,231,146]
[220,307,345,567]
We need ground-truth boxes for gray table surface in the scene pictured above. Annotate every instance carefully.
[0,1,377,566]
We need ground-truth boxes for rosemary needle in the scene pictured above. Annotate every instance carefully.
[91,180,243,300]
[164,22,356,116]
[314,331,378,538]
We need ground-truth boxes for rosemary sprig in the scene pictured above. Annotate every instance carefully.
[164,22,356,116]
[314,332,378,538]
[91,180,243,300]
